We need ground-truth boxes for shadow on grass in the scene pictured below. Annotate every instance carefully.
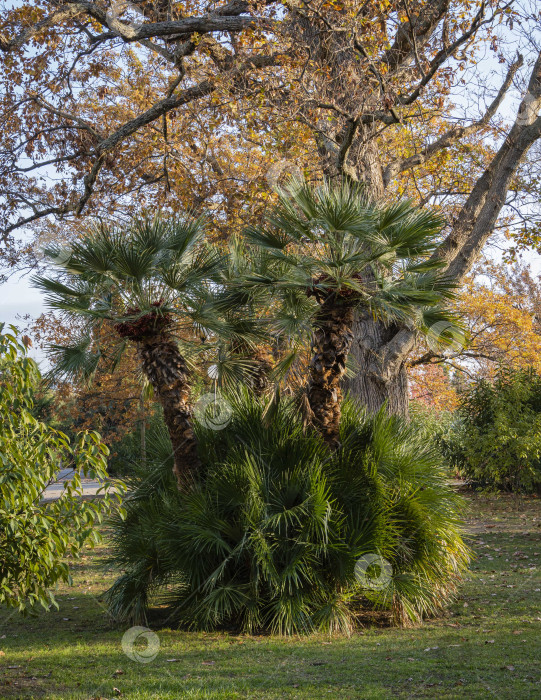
[1,494,540,699]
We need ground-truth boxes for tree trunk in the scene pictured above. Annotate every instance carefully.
[248,348,274,397]
[344,314,411,416]
[307,300,355,446]
[139,392,146,469]
[137,336,199,487]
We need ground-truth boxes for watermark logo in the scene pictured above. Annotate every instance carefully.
[194,392,233,430]
[354,554,393,590]
[426,320,465,354]
[516,91,541,126]
[121,626,160,663]
[266,160,303,191]
[35,243,71,267]
[106,0,144,36]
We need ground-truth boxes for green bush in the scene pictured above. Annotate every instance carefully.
[454,367,541,492]
[409,402,462,473]
[106,392,470,634]
[0,326,124,613]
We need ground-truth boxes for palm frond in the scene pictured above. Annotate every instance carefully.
[106,392,471,632]
[45,336,103,384]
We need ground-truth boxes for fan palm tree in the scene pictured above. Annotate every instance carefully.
[211,236,291,397]
[32,214,232,486]
[243,179,461,446]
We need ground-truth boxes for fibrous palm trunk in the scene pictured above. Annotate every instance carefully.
[307,300,355,447]
[248,348,274,396]
[137,336,199,487]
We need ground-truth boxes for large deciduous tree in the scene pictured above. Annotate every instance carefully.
[2,0,541,413]
[274,0,541,414]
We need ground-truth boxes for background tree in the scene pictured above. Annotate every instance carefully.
[29,312,156,449]
[456,261,541,375]
[2,1,541,414]
[410,261,541,411]
[452,366,541,492]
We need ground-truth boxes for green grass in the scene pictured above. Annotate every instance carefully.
[1,493,540,699]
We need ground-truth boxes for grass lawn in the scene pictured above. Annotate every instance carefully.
[1,493,540,700]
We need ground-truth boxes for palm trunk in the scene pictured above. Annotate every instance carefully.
[139,392,146,469]
[137,336,199,487]
[307,300,355,447]
[249,348,274,396]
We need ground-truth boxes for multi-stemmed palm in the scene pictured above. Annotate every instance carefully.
[34,182,461,472]
[33,215,232,485]
[242,179,459,446]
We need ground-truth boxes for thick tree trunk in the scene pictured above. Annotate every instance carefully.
[137,336,199,487]
[346,52,541,416]
[307,301,355,446]
[344,315,411,416]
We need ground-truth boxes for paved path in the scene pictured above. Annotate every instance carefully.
[41,468,111,502]
[41,472,467,503]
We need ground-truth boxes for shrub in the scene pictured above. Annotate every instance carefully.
[106,392,470,634]
[0,326,124,613]
[454,367,541,492]
[409,401,461,473]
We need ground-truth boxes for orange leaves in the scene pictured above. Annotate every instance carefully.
[410,260,541,412]
[410,362,459,411]
[458,264,541,374]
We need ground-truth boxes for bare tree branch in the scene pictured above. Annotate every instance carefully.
[383,53,524,185]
